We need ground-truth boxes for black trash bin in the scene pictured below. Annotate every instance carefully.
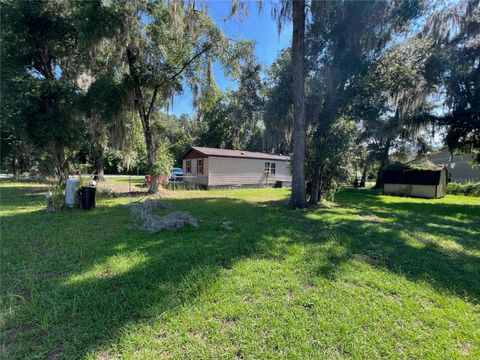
[81,186,96,210]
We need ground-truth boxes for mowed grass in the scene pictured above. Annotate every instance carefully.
[103,175,145,187]
[1,180,479,359]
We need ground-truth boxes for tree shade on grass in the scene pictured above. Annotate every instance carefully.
[1,181,479,359]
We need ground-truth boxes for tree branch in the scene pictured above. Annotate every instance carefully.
[168,43,213,82]
[126,47,148,122]
[147,42,215,117]
[146,86,159,118]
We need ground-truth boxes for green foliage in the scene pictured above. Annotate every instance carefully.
[151,112,195,165]
[349,35,440,188]
[81,76,127,122]
[383,161,441,172]
[78,174,91,188]
[196,58,265,151]
[103,149,127,174]
[366,37,435,121]
[424,0,480,163]
[263,49,293,154]
[51,182,66,209]
[228,61,265,148]
[150,143,174,177]
[197,97,237,149]
[309,117,358,199]
[262,0,429,198]
[447,182,480,197]
[0,1,89,176]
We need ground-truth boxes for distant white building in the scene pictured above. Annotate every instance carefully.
[413,149,480,182]
[181,147,291,188]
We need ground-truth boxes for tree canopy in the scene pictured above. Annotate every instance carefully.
[1,0,478,202]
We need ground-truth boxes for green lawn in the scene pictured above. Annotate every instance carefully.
[103,175,145,185]
[1,180,479,359]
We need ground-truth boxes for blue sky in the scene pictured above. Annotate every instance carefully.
[170,1,292,115]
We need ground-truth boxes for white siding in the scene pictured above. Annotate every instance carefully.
[207,156,291,186]
[384,168,447,199]
[183,158,209,185]
[384,183,437,198]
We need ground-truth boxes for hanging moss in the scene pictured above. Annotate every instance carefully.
[384,161,442,172]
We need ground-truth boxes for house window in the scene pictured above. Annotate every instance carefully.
[186,160,191,173]
[264,162,276,175]
[197,159,204,174]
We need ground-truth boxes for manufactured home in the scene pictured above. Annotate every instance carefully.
[412,148,480,182]
[181,147,291,188]
[383,163,448,199]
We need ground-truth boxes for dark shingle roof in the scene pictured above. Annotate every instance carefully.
[185,147,290,161]
[383,168,445,185]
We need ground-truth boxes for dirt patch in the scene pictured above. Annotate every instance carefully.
[235,350,245,359]
[285,290,294,301]
[188,329,206,341]
[303,283,315,291]
[459,342,472,356]
[96,350,113,360]
[155,332,169,341]
[354,253,388,266]
[216,314,239,329]
[41,270,67,279]
[47,342,63,360]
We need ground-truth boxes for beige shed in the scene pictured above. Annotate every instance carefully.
[383,163,448,199]
[181,147,291,189]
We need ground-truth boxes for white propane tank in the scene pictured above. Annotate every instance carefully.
[65,176,80,208]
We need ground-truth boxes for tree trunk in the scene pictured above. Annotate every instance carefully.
[309,167,320,205]
[150,175,159,193]
[54,143,69,180]
[90,116,106,182]
[360,162,369,188]
[374,139,392,189]
[143,115,158,193]
[94,146,105,181]
[11,157,17,176]
[290,0,307,209]
[126,47,159,194]
[317,165,326,201]
[374,166,383,189]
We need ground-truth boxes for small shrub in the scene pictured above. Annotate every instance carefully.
[447,182,480,197]
[51,182,66,209]
[78,174,91,188]
[158,175,169,188]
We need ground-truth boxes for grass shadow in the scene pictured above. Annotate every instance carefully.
[298,190,480,301]
[1,192,290,358]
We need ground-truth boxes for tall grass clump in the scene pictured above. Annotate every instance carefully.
[447,182,480,197]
